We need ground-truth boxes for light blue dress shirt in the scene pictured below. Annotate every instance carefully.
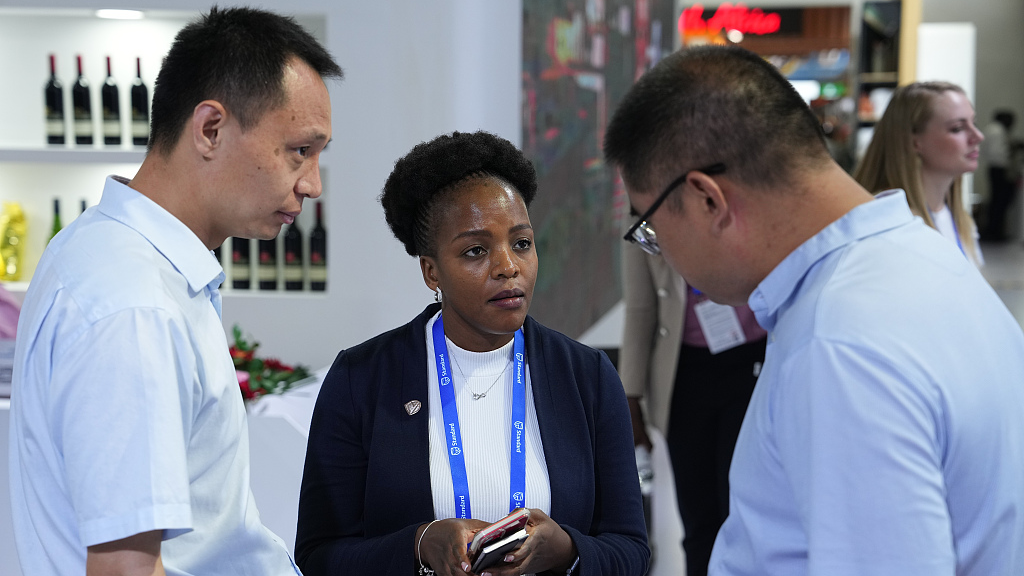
[9,176,299,575]
[710,191,1024,576]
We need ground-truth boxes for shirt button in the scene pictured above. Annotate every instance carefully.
[657,289,668,298]
[659,327,669,337]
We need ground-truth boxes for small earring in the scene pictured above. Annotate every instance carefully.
[434,288,443,303]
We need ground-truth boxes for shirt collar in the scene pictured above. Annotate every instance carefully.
[748,189,914,331]
[97,176,225,295]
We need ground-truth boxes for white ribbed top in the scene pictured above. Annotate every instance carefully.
[425,311,551,523]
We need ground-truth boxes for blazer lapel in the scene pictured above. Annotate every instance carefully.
[524,317,588,528]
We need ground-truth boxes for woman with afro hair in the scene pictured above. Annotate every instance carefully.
[296,131,649,576]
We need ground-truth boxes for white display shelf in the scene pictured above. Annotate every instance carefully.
[0,2,353,372]
[0,147,145,165]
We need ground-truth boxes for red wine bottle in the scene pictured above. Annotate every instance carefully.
[283,221,303,291]
[101,56,120,146]
[130,58,149,146]
[72,55,92,145]
[231,237,251,289]
[309,202,327,291]
[44,54,65,145]
[258,238,278,290]
[80,199,88,214]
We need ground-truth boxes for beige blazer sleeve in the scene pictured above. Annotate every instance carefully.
[618,242,687,433]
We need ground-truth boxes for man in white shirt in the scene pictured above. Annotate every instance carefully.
[9,7,341,575]
[605,45,1024,576]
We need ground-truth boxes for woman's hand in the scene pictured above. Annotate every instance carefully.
[416,518,491,576]
[483,509,576,576]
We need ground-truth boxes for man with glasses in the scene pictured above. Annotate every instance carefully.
[618,158,767,576]
[605,45,1024,576]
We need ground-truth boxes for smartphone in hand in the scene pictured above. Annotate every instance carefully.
[468,508,530,572]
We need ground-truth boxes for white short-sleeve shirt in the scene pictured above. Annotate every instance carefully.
[9,176,299,575]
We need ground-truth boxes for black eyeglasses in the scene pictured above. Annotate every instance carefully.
[622,163,726,255]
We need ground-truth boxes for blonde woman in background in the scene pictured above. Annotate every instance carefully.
[854,81,985,266]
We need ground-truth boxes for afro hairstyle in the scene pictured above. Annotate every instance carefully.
[380,131,538,257]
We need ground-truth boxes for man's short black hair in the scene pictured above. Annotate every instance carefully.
[380,131,538,257]
[604,45,830,195]
[148,6,342,154]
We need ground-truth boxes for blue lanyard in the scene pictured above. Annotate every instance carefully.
[432,315,527,518]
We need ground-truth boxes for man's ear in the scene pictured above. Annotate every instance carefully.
[419,256,440,292]
[191,100,229,159]
[686,171,733,234]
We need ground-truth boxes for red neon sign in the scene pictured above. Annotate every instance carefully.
[679,3,782,36]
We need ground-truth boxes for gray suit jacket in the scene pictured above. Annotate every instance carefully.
[618,242,687,433]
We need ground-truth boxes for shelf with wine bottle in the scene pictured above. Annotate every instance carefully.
[0,8,189,150]
[0,9,184,289]
[219,200,329,296]
[0,7,332,308]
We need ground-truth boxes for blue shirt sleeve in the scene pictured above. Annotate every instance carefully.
[771,338,955,576]
[51,307,195,547]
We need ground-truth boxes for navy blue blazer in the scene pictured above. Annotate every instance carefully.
[296,304,650,575]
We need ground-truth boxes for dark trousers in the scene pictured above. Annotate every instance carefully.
[665,339,766,576]
[985,166,1017,241]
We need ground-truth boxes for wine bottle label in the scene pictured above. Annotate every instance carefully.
[258,265,277,281]
[309,265,327,282]
[132,121,149,138]
[284,265,303,281]
[103,120,119,137]
[74,119,91,136]
[46,119,64,136]
[233,260,251,280]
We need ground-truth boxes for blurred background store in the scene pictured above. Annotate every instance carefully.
[1,1,1022,575]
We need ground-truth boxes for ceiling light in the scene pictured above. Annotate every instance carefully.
[96,9,144,20]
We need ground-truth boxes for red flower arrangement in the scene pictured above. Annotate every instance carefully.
[230,325,311,400]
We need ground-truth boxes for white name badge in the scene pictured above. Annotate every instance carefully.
[694,299,746,355]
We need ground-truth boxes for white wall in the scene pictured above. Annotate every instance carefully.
[304,1,522,368]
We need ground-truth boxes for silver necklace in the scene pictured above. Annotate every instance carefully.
[450,352,511,400]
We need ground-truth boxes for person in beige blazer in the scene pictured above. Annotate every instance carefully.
[619,241,766,576]
[620,242,686,441]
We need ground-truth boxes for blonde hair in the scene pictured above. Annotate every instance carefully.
[853,81,980,263]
